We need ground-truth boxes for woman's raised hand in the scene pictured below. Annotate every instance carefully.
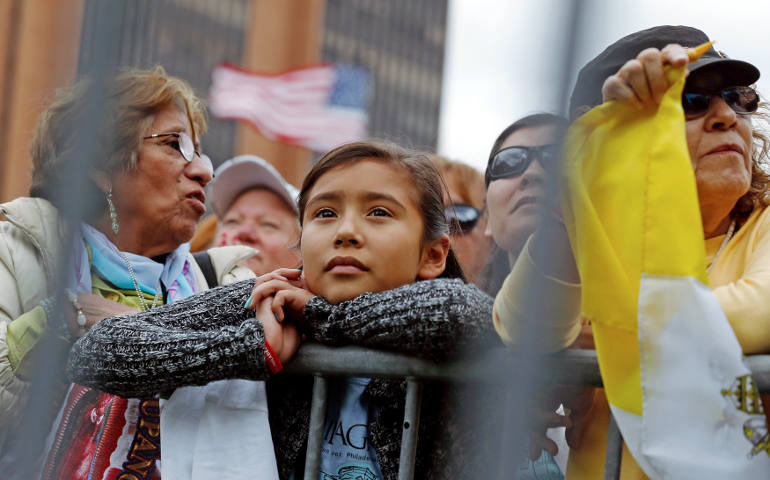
[245,268,315,322]
[601,44,689,109]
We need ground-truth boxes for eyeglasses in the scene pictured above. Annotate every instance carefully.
[143,131,214,175]
[681,86,759,119]
[486,144,560,182]
[445,204,482,235]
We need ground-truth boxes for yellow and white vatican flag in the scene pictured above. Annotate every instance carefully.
[561,46,770,478]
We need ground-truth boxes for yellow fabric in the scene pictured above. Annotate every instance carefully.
[561,63,701,417]
[559,63,702,478]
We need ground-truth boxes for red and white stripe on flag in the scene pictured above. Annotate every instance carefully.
[209,63,368,151]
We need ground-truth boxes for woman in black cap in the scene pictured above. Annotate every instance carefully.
[494,25,770,479]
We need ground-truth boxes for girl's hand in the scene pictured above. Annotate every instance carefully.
[256,297,300,364]
[601,44,689,109]
[245,268,314,322]
[252,268,307,290]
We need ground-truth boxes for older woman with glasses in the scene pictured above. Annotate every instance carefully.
[494,25,770,479]
[0,66,258,479]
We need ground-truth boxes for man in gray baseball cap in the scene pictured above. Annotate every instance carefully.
[208,155,301,274]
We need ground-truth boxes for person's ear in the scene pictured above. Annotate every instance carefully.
[417,234,450,280]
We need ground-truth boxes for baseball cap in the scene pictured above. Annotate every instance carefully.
[569,25,760,119]
[210,155,299,217]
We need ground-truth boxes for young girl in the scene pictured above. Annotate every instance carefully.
[69,141,498,479]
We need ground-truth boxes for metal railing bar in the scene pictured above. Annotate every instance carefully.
[284,345,770,392]
[604,414,623,480]
[284,345,603,386]
[303,375,329,480]
[285,345,770,479]
[397,379,423,480]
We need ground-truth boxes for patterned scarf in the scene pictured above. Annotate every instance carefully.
[75,223,198,301]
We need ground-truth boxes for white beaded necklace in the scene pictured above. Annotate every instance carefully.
[707,220,736,274]
[118,249,161,311]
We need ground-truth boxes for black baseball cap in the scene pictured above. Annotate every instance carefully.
[569,25,760,119]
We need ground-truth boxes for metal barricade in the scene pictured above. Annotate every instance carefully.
[284,344,770,480]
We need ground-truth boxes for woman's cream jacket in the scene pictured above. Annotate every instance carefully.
[0,197,62,433]
[0,197,255,441]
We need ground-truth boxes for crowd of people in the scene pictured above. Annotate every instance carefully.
[0,24,768,479]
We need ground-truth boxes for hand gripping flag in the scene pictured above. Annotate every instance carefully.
[561,44,770,478]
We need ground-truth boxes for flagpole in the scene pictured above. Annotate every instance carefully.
[235,0,326,187]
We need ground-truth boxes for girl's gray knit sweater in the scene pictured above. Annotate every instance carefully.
[68,278,498,479]
[68,278,493,398]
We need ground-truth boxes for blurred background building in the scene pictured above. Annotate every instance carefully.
[322,1,447,151]
[0,0,448,201]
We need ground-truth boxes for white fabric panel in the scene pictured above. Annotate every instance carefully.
[635,274,770,478]
[162,380,279,480]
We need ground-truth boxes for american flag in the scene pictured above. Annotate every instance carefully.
[209,63,370,152]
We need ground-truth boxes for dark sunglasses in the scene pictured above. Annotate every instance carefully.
[486,144,560,183]
[681,86,759,119]
[143,131,214,175]
[445,204,482,235]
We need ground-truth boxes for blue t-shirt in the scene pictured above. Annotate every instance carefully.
[514,450,564,480]
[319,377,383,480]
